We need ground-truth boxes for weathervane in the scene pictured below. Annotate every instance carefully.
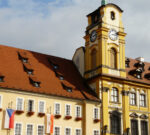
[101,0,107,5]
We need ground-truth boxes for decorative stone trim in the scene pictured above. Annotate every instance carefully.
[15,110,24,115]
[75,117,82,121]
[122,90,129,96]
[130,113,138,118]
[140,114,148,119]
[102,87,109,92]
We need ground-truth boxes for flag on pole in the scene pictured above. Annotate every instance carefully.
[50,114,54,134]
[4,109,15,129]
[46,114,54,134]
[46,114,50,134]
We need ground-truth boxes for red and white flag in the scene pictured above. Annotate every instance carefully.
[46,114,54,134]
[4,109,15,129]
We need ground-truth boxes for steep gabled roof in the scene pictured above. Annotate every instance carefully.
[0,45,99,102]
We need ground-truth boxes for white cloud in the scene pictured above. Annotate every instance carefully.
[0,0,149,61]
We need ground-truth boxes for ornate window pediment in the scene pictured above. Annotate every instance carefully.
[130,113,138,118]
[140,114,148,119]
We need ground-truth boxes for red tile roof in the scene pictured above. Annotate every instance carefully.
[0,45,99,102]
[126,58,150,84]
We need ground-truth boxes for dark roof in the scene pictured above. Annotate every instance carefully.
[87,3,123,17]
[0,45,99,102]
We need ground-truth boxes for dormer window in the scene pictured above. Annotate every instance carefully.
[48,58,59,70]
[137,74,142,79]
[55,71,64,80]
[125,58,130,68]
[23,64,33,75]
[22,58,28,63]
[111,11,115,20]
[29,76,41,88]
[62,82,72,92]
[0,73,4,82]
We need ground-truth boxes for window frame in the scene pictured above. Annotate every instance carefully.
[75,105,82,118]
[130,92,137,106]
[54,126,61,135]
[38,100,45,113]
[14,122,23,135]
[37,124,44,135]
[93,129,100,135]
[65,104,71,116]
[65,127,72,135]
[54,103,61,115]
[28,99,35,112]
[140,94,146,107]
[75,128,82,135]
[16,97,24,111]
[111,87,119,103]
[93,107,99,119]
[26,124,34,135]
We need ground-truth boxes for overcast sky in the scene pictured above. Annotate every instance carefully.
[0,0,149,61]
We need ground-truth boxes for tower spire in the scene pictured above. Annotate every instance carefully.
[101,0,107,5]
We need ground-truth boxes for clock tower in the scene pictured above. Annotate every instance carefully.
[84,2,126,80]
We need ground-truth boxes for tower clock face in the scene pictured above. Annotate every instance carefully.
[109,29,118,41]
[90,30,97,42]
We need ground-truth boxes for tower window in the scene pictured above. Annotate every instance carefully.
[91,49,97,69]
[111,11,115,20]
[110,48,117,69]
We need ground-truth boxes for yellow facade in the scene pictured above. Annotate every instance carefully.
[0,88,100,135]
[82,3,150,135]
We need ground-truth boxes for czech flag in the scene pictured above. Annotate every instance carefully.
[4,109,15,129]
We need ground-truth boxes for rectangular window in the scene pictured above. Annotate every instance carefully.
[76,106,81,117]
[26,124,33,135]
[75,129,82,135]
[111,88,118,102]
[15,123,22,135]
[55,103,60,115]
[16,98,24,111]
[54,127,60,135]
[65,104,71,116]
[94,108,99,119]
[93,130,99,135]
[38,101,45,113]
[38,125,44,135]
[28,100,34,112]
[65,128,71,135]
[130,93,136,105]
[141,121,148,135]
[140,94,146,107]
[131,120,138,135]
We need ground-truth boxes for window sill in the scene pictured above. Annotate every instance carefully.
[27,111,34,116]
[75,117,82,121]
[130,104,137,106]
[94,119,100,123]
[15,110,24,114]
[54,114,61,119]
[110,101,121,104]
[65,115,72,120]
[38,112,45,117]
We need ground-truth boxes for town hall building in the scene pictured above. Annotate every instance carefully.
[0,0,149,135]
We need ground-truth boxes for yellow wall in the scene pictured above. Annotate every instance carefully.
[0,88,100,135]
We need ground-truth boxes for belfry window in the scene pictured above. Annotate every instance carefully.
[91,49,97,69]
[111,11,115,20]
[110,48,117,69]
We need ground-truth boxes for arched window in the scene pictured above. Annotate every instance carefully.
[111,11,115,20]
[91,49,97,69]
[111,87,118,102]
[110,48,117,69]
